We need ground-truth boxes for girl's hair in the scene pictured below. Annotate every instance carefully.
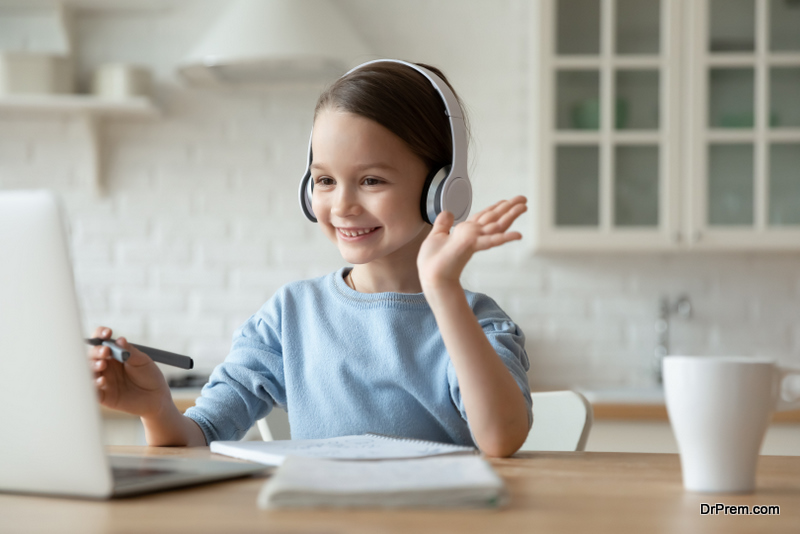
[314,61,469,174]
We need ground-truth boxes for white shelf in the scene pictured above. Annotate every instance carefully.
[0,0,183,9]
[0,94,160,194]
[0,94,159,118]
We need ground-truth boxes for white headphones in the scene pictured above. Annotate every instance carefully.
[298,59,472,225]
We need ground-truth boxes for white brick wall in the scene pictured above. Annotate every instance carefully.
[1,1,799,388]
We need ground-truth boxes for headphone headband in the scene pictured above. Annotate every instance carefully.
[299,59,471,225]
[343,59,463,119]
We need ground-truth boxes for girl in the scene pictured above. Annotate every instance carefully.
[90,60,532,457]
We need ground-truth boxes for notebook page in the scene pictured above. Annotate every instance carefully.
[210,434,476,465]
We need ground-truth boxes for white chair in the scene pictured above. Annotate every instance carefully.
[519,390,594,452]
[256,408,291,441]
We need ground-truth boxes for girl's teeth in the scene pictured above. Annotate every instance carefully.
[340,228,375,237]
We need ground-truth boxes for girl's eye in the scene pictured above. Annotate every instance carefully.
[364,178,382,186]
[315,177,334,186]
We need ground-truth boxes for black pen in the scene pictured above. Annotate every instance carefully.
[86,338,194,370]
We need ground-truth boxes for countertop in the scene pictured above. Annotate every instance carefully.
[101,388,800,423]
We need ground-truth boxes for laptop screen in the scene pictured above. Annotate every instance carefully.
[0,190,114,498]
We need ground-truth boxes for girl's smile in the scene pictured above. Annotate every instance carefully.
[336,226,381,240]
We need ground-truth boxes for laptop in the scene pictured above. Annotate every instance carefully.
[0,190,266,498]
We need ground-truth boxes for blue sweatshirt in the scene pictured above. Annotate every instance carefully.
[185,267,532,447]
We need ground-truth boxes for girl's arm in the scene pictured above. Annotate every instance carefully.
[140,400,207,447]
[418,196,530,457]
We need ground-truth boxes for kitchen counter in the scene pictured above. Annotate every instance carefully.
[591,403,800,422]
[102,388,800,423]
[573,387,800,455]
[575,386,800,422]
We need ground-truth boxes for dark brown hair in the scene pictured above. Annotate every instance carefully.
[314,61,469,174]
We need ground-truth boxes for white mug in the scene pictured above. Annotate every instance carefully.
[91,63,151,100]
[663,356,800,493]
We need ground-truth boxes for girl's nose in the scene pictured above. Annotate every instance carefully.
[331,187,362,218]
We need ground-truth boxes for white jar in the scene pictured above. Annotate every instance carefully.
[91,63,152,100]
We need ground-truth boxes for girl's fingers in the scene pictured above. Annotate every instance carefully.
[474,200,509,225]
[475,196,527,226]
[475,231,522,251]
[468,199,505,223]
[91,344,111,361]
[480,203,528,235]
[497,202,528,228]
[93,326,113,340]
[466,196,528,227]
[432,210,455,234]
[89,326,114,366]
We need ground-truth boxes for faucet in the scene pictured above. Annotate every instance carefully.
[654,294,693,385]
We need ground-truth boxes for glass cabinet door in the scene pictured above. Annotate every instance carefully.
[555,146,600,225]
[557,0,602,54]
[769,143,800,225]
[540,0,677,250]
[695,0,800,244]
[767,1,800,231]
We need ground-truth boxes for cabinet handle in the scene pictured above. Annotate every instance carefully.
[692,230,702,242]
[673,230,682,243]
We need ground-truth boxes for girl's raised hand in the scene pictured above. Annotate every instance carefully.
[88,326,172,418]
[417,195,527,290]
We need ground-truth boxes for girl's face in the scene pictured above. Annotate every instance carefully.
[310,109,430,267]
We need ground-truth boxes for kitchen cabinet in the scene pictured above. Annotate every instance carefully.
[533,0,800,251]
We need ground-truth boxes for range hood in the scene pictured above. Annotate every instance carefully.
[177,0,371,86]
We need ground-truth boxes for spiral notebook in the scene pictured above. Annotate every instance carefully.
[257,455,506,509]
[209,433,476,466]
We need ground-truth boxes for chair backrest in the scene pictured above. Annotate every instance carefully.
[256,391,594,451]
[519,391,594,452]
[256,408,292,441]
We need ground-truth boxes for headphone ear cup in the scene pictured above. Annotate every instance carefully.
[420,167,448,224]
[299,170,317,222]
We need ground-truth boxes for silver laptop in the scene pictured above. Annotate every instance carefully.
[0,190,265,498]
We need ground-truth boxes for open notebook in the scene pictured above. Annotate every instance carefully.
[210,433,476,466]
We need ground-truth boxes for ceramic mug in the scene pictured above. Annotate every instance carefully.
[663,356,800,493]
[91,63,151,100]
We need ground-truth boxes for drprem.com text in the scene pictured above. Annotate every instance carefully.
[700,503,780,515]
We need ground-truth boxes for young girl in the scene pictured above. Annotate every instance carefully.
[90,59,532,457]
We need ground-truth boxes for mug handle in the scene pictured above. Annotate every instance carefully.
[776,366,800,412]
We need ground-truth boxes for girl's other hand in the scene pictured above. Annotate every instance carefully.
[88,326,171,418]
[417,195,527,290]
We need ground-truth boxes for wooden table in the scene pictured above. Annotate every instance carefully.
[2,447,799,534]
